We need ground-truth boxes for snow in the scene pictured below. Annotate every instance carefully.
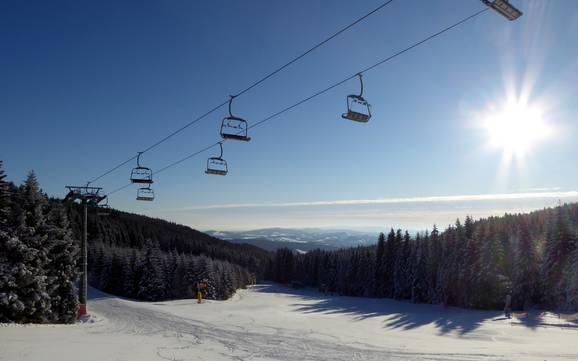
[1,284,577,361]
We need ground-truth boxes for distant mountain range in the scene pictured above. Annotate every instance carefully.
[206,228,379,252]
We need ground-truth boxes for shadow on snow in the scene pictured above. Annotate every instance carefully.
[253,283,503,335]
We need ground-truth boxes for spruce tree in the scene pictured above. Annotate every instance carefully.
[383,229,397,297]
[13,171,50,322]
[43,202,79,323]
[374,232,386,297]
[476,234,507,309]
[513,220,538,310]
[0,160,10,227]
[543,206,576,306]
[412,234,429,302]
[137,240,166,301]
[564,247,578,310]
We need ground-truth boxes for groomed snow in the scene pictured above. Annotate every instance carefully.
[1,284,577,361]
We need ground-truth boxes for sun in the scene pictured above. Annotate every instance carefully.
[483,101,550,157]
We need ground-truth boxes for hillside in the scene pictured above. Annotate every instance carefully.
[65,204,271,301]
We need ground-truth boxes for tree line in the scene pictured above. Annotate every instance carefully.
[266,205,578,311]
[88,241,255,301]
[67,204,270,302]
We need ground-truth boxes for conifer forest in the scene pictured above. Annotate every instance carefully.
[2,161,577,326]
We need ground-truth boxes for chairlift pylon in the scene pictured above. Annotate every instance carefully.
[205,143,228,176]
[342,73,371,123]
[481,0,522,21]
[136,186,154,201]
[130,152,154,184]
[220,96,251,142]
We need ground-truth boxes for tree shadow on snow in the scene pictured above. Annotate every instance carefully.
[254,283,501,335]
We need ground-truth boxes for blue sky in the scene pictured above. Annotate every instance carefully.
[1,0,578,231]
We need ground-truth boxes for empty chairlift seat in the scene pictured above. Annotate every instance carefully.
[220,96,251,141]
[342,73,371,123]
[481,0,523,21]
[130,152,154,184]
[136,186,154,201]
[205,143,228,176]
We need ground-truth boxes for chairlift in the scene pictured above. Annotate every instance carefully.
[130,152,153,184]
[481,0,522,21]
[220,96,251,141]
[205,143,228,176]
[342,73,371,123]
[136,186,154,201]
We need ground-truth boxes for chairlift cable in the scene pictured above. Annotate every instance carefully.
[104,7,489,199]
[86,0,396,185]
[233,0,396,98]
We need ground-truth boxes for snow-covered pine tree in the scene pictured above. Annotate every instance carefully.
[476,233,508,309]
[383,229,397,298]
[543,206,576,307]
[89,244,105,288]
[564,247,578,311]
[461,216,479,308]
[137,240,166,301]
[411,234,429,303]
[360,247,375,297]
[97,248,113,291]
[0,161,10,227]
[7,171,50,322]
[427,226,442,303]
[513,219,538,310]
[43,201,79,323]
[393,231,412,300]
[374,232,386,297]
[120,248,137,298]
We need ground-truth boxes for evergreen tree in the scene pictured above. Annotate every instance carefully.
[383,229,397,297]
[0,161,10,227]
[543,207,576,306]
[513,220,538,310]
[564,247,578,310]
[374,232,386,297]
[43,202,79,323]
[428,226,442,303]
[476,234,507,309]
[412,234,429,302]
[137,240,166,301]
[12,172,50,322]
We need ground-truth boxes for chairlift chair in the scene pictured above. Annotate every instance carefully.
[220,96,251,141]
[342,74,371,123]
[136,186,154,201]
[205,143,228,176]
[481,0,522,21]
[130,152,154,184]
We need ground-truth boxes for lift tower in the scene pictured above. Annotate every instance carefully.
[64,185,106,317]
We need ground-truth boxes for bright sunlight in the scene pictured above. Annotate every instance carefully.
[483,100,551,157]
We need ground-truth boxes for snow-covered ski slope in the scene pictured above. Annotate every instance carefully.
[2,284,577,361]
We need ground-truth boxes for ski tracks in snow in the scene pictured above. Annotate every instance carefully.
[88,296,509,361]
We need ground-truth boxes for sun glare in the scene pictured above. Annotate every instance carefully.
[483,101,550,157]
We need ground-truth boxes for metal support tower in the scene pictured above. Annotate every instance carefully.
[64,185,106,318]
